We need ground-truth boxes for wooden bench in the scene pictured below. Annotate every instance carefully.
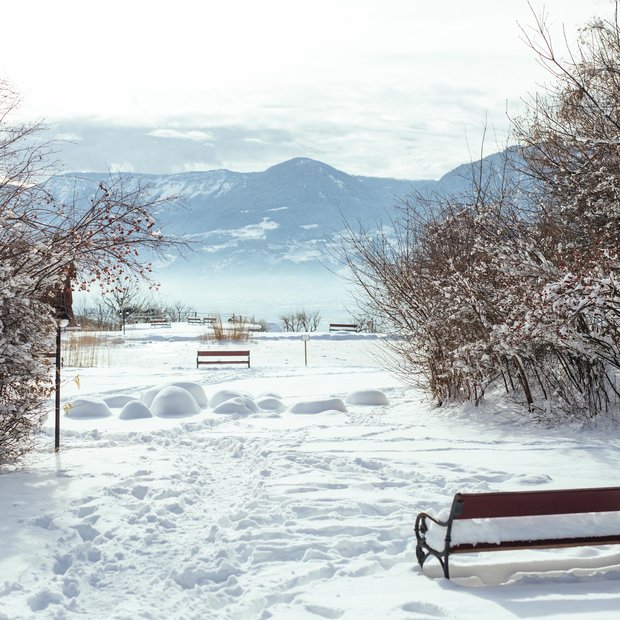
[196,350,250,368]
[150,318,171,327]
[329,323,359,332]
[188,316,217,325]
[414,486,620,579]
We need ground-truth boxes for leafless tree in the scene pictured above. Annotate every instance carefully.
[280,309,321,332]
[0,81,183,463]
[336,3,620,422]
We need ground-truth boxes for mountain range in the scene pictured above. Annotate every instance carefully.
[46,152,512,322]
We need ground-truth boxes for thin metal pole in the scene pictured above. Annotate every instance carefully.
[54,324,61,452]
[304,340,308,367]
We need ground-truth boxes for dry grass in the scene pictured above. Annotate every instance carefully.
[61,332,113,368]
[199,316,250,342]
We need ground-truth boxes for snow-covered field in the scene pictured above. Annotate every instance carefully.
[2,323,620,619]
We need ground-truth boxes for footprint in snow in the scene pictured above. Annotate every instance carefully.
[29,514,55,529]
[76,505,97,518]
[73,522,99,542]
[27,589,63,612]
[304,604,344,618]
[516,473,554,484]
[52,554,73,575]
[401,601,445,617]
[131,484,149,500]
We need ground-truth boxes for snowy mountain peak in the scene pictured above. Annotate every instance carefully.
[265,156,346,177]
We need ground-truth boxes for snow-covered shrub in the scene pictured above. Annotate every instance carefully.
[339,5,620,423]
[507,7,620,419]
[0,79,180,462]
[0,269,55,463]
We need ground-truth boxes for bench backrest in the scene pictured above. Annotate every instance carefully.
[197,350,249,357]
[452,486,620,520]
[329,323,358,331]
[196,350,250,368]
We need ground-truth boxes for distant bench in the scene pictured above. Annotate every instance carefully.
[188,317,217,325]
[196,350,251,368]
[329,323,359,332]
[414,486,620,579]
[150,318,171,328]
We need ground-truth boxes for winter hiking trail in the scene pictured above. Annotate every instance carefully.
[1,334,620,618]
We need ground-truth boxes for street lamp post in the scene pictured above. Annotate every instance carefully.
[54,318,69,452]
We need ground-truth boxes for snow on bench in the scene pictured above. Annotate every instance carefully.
[414,486,620,579]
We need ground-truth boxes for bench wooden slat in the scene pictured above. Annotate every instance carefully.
[453,487,620,519]
[197,350,250,356]
[199,360,248,363]
[196,350,250,368]
[329,323,358,332]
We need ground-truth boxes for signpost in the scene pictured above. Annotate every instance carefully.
[301,334,310,367]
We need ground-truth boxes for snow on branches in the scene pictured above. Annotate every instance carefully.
[0,79,182,463]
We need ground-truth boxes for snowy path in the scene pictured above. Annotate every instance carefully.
[2,333,620,618]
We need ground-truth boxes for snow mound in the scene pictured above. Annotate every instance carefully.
[256,396,286,412]
[167,381,208,407]
[140,382,208,409]
[103,394,139,408]
[140,386,161,407]
[345,389,389,406]
[150,386,200,418]
[213,397,255,415]
[119,401,153,420]
[66,396,113,419]
[258,391,283,400]
[210,389,251,408]
[289,397,348,414]
[239,395,260,413]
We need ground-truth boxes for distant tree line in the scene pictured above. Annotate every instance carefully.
[280,309,321,332]
[73,285,195,331]
[340,5,620,423]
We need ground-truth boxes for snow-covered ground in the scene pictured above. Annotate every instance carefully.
[2,323,620,619]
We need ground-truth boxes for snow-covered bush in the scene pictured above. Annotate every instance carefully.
[339,5,620,423]
[0,80,180,463]
[0,269,55,463]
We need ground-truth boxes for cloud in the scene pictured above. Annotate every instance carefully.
[147,129,213,142]
[4,0,603,181]
[109,161,135,173]
[54,132,83,142]
[44,106,505,181]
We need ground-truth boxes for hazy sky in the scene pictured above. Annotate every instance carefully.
[1,0,607,179]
